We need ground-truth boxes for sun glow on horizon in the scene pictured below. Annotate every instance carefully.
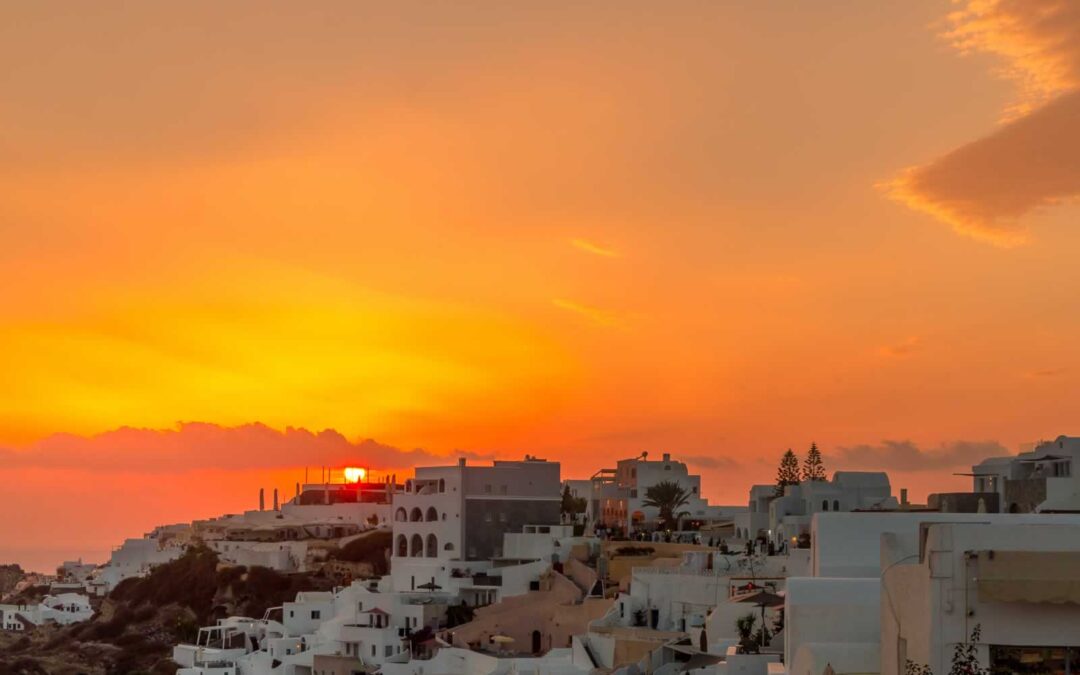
[343,466,367,483]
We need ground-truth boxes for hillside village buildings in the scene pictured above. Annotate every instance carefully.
[590,453,745,533]
[18,437,1080,675]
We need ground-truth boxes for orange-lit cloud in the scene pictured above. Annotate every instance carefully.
[944,0,1080,116]
[830,439,1010,472]
[887,0,1080,244]
[570,238,620,258]
[0,422,485,474]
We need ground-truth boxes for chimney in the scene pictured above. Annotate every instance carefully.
[458,457,466,467]
[662,453,671,462]
[295,482,300,498]
[325,483,330,505]
[259,488,265,511]
[900,488,909,506]
[273,488,279,511]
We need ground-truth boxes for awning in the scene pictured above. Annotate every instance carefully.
[977,551,1080,604]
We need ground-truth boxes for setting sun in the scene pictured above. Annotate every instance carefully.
[343,467,367,483]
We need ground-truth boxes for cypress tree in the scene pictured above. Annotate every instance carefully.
[775,449,801,496]
[802,442,826,482]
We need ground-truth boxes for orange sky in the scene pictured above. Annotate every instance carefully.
[3,1,1080,571]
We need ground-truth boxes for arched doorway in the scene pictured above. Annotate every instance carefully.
[426,533,438,557]
[396,534,408,557]
[410,534,424,557]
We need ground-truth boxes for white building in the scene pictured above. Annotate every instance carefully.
[174,459,573,675]
[970,435,1080,513]
[87,532,186,595]
[771,472,895,548]
[0,592,94,631]
[392,457,561,562]
[777,511,1080,675]
[735,486,777,542]
[593,453,745,533]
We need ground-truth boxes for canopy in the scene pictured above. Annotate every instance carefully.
[977,550,1080,604]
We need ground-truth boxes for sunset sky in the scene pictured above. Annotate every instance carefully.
[3,0,1080,571]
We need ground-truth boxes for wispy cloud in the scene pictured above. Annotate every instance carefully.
[682,454,740,470]
[886,0,1080,245]
[552,298,620,326]
[830,439,1010,472]
[570,238,619,258]
[0,422,485,474]
[879,336,921,358]
[944,0,1080,118]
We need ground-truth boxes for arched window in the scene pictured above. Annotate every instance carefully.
[444,542,455,551]
[395,507,407,522]
[833,500,840,512]
[395,534,408,558]
[426,533,438,558]
[426,507,438,522]
[410,534,424,557]
[439,478,445,493]
[410,507,423,522]
[822,500,829,512]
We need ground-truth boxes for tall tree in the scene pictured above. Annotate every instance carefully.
[802,443,826,482]
[775,449,800,496]
[560,484,587,521]
[642,480,691,530]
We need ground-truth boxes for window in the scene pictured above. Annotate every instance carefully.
[498,512,507,523]
[833,500,840,511]
[500,485,508,495]
[822,500,829,511]
[386,645,393,657]
[372,644,377,657]
[664,465,671,470]
[485,512,493,523]
[311,610,321,619]
[630,489,637,498]
[484,484,492,494]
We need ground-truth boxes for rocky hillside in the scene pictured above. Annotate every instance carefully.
[0,564,27,599]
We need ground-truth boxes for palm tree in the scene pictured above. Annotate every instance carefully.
[642,480,691,530]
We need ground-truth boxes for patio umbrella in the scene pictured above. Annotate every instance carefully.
[417,580,442,591]
[731,590,784,646]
